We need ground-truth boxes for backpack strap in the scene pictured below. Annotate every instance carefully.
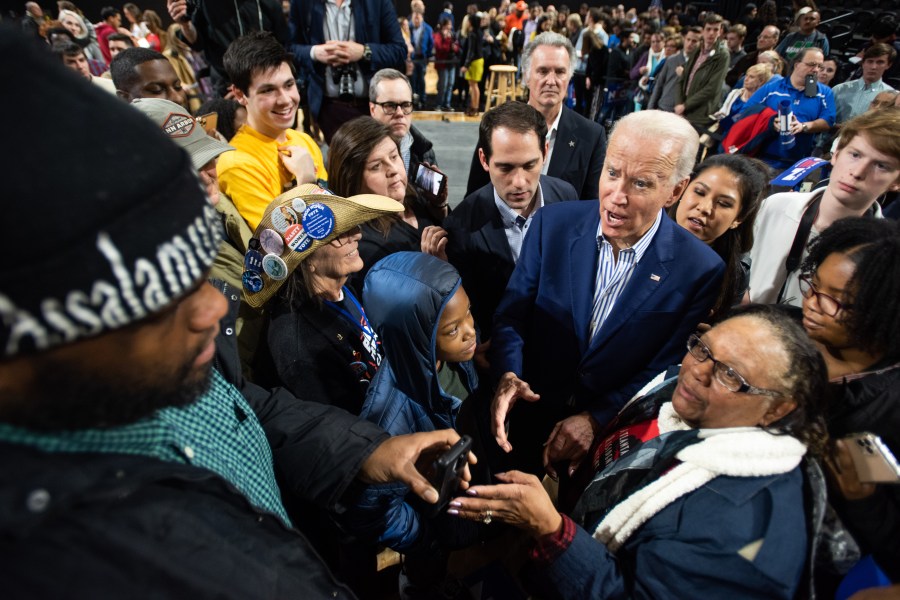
[777,195,822,304]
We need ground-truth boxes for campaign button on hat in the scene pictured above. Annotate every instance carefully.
[260,228,284,255]
[242,270,264,293]
[262,253,289,280]
[244,249,264,273]
[284,223,312,253]
[248,237,261,250]
[302,202,335,240]
[271,206,299,233]
[292,198,307,214]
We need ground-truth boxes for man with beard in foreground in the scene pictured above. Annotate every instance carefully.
[0,29,468,598]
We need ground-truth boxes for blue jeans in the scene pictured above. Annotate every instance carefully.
[412,59,427,103]
[437,68,456,107]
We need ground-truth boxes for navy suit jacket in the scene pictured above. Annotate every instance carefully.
[465,106,607,200]
[444,175,577,340]
[288,0,407,118]
[492,201,724,443]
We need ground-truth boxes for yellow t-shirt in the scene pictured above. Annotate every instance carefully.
[217,125,327,229]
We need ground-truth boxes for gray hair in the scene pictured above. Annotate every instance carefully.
[368,68,412,102]
[522,32,577,87]
[609,110,699,184]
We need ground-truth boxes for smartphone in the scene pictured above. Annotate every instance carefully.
[426,435,473,516]
[197,112,218,137]
[842,433,900,483]
[804,73,818,98]
[414,163,447,203]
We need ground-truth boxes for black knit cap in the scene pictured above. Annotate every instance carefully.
[0,27,221,358]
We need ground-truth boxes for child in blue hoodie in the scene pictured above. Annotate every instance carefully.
[350,251,480,594]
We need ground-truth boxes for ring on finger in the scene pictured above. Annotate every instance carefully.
[482,509,492,525]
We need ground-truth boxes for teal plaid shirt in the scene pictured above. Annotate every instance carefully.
[0,369,291,527]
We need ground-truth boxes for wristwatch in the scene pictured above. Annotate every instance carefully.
[801,122,809,133]
[363,44,373,62]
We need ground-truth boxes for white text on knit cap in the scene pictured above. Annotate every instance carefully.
[0,203,221,356]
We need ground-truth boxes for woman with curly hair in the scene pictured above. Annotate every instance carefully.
[799,217,900,584]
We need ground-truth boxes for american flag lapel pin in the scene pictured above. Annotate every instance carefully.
[650,274,661,282]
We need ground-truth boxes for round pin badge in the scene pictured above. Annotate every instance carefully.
[262,254,289,280]
[302,202,336,240]
[248,238,261,251]
[284,223,312,253]
[244,249,264,273]
[260,228,285,255]
[242,270,264,293]
[270,206,299,233]
[292,198,307,214]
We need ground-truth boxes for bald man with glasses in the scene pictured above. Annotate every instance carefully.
[369,68,437,179]
[726,25,780,87]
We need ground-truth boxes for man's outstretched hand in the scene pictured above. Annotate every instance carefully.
[491,372,540,453]
[358,430,477,504]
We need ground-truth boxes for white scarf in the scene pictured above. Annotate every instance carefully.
[592,403,807,552]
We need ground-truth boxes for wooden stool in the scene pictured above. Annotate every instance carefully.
[484,65,518,111]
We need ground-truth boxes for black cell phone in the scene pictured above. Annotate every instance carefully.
[805,73,818,98]
[414,163,447,203]
[426,435,472,516]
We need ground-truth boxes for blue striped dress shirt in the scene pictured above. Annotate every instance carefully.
[589,209,663,338]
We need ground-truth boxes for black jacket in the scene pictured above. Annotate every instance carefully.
[444,175,575,339]
[407,124,437,181]
[465,106,607,200]
[0,281,389,597]
[826,361,900,582]
[185,0,290,95]
[268,292,378,416]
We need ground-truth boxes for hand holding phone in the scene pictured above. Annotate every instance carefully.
[414,163,447,206]
[426,435,473,516]
[841,433,900,484]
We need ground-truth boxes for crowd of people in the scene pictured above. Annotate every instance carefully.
[6,0,900,598]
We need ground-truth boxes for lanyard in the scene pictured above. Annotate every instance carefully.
[324,287,376,340]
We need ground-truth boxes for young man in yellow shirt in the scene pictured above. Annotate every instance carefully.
[218,32,327,229]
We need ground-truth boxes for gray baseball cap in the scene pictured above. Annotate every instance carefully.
[131,98,234,170]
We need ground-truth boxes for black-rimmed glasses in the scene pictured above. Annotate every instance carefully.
[686,334,783,397]
[798,275,852,317]
[373,101,414,115]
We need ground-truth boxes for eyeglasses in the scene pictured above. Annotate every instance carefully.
[798,275,853,317]
[801,61,823,70]
[329,225,362,247]
[373,101,414,115]
[686,334,783,397]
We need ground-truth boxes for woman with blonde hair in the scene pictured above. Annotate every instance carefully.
[757,49,785,76]
[58,8,104,64]
[713,63,774,132]
[163,23,203,112]
[141,9,166,51]
[397,16,415,76]
[460,13,485,116]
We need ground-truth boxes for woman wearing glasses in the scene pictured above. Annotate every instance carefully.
[327,117,450,292]
[447,305,827,599]
[799,217,900,583]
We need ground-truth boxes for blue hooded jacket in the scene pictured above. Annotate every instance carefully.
[349,252,478,551]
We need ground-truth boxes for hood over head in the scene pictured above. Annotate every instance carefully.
[363,252,467,419]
